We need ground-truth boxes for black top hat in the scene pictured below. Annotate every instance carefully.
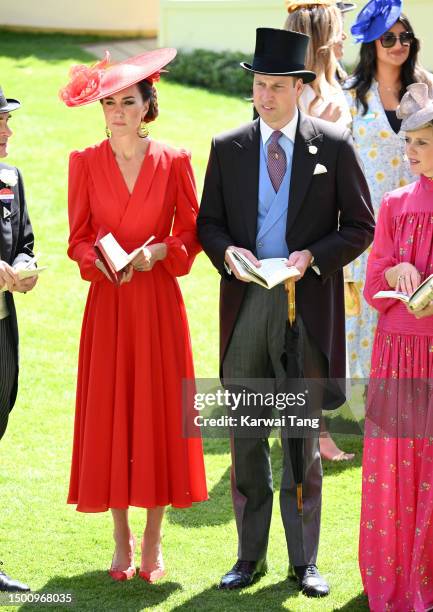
[241,28,316,84]
[337,1,356,12]
[0,87,21,113]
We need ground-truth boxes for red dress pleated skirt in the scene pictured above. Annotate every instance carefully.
[68,266,208,512]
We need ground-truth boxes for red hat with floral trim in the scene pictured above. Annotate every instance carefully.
[59,47,177,107]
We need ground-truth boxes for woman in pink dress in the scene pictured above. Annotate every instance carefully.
[361,83,433,611]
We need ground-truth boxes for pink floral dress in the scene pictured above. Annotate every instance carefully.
[361,175,433,611]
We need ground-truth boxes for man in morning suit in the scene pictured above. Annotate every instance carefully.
[197,28,374,597]
[0,86,37,592]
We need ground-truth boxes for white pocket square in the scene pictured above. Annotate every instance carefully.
[313,163,327,175]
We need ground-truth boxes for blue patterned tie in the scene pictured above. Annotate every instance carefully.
[267,130,287,193]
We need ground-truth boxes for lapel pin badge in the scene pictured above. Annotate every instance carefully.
[3,206,11,219]
[0,187,14,202]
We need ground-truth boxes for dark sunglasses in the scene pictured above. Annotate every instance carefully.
[380,32,415,48]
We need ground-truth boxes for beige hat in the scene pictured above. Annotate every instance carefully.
[397,83,433,132]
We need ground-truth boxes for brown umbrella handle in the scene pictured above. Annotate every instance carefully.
[297,483,303,515]
[284,279,296,326]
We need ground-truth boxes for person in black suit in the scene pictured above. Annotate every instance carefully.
[197,28,374,597]
[0,86,37,593]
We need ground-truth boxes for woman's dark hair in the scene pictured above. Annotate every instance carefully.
[347,14,431,115]
[136,79,159,123]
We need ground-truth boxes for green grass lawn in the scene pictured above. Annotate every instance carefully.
[0,31,368,611]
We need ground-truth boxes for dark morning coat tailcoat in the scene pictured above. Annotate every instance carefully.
[0,162,34,410]
[197,113,375,381]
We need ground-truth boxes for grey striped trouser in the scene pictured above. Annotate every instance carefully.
[223,283,325,564]
[0,317,17,442]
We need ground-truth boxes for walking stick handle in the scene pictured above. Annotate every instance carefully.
[297,483,303,515]
[284,279,296,326]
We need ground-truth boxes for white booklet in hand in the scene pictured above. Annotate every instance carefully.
[374,273,433,312]
[0,255,46,293]
[94,232,154,285]
[226,249,300,289]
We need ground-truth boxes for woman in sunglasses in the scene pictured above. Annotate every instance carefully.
[343,0,432,382]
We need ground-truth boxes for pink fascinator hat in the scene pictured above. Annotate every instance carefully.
[397,83,433,131]
[59,48,177,107]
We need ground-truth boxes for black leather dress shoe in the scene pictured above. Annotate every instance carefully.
[219,559,267,590]
[289,564,330,598]
[0,571,31,592]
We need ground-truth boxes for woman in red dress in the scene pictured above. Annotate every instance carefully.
[60,49,207,582]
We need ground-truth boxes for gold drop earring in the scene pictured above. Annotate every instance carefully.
[138,121,149,138]
[105,126,112,138]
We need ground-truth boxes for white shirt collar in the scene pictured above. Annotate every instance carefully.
[260,108,299,145]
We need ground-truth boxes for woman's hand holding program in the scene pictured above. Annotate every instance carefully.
[386,262,421,295]
[131,243,167,272]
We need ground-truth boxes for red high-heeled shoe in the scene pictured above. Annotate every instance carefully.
[138,539,165,583]
[109,535,136,581]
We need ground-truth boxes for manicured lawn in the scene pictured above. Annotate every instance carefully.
[0,31,367,611]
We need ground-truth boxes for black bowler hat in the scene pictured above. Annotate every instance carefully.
[241,28,316,84]
[0,87,21,113]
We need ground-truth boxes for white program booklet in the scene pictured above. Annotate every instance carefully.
[0,266,46,293]
[226,250,300,289]
[374,274,433,312]
[96,232,154,273]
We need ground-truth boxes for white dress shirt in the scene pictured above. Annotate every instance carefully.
[259,108,299,146]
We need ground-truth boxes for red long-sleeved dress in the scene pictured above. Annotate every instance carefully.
[67,138,207,512]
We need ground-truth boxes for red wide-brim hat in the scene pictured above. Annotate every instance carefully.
[59,47,177,108]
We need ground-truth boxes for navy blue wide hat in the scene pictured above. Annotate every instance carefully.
[241,28,316,84]
[351,0,402,43]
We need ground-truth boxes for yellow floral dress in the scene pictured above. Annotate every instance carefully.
[343,79,415,378]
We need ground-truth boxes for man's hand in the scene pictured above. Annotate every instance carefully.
[13,275,38,293]
[225,246,260,282]
[10,260,38,293]
[0,260,18,292]
[286,250,313,280]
